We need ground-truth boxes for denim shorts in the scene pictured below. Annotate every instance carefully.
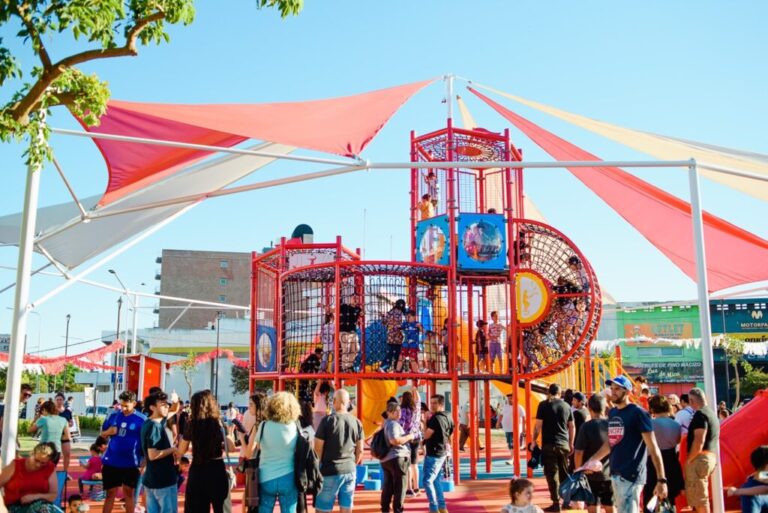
[315,472,356,511]
[145,484,178,513]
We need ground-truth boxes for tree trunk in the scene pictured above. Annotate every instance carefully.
[732,361,740,409]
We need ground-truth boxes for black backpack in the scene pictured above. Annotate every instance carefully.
[294,424,323,495]
[370,424,391,459]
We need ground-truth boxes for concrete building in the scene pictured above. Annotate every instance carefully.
[156,249,251,330]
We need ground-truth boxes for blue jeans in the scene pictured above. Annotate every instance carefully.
[259,472,298,513]
[422,455,447,512]
[145,484,178,513]
[611,475,643,513]
[315,472,355,511]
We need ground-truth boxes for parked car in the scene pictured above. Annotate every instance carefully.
[85,406,111,416]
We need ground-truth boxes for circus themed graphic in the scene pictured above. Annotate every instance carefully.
[458,214,506,270]
[255,327,276,372]
[416,215,450,265]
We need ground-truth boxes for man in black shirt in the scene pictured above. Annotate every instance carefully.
[685,387,720,513]
[339,297,362,372]
[422,394,454,513]
[314,389,364,513]
[574,394,613,512]
[530,383,574,512]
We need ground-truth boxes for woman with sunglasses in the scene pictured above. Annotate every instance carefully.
[0,442,59,513]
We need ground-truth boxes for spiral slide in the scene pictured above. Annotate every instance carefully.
[360,380,400,436]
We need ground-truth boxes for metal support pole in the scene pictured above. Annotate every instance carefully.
[1,126,44,465]
[469,381,477,479]
[525,381,533,478]
[215,311,222,402]
[113,297,123,402]
[483,380,492,474]
[688,160,725,513]
[131,294,139,355]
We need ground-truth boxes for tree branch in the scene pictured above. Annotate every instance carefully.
[8,11,165,125]
[15,3,53,69]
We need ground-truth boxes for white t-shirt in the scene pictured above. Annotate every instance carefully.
[675,406,695,434]
[501,404,526,433]
[459,403,469,425]
[314,392,328,415]
[501,504,544,513]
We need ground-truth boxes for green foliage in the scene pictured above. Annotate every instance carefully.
[77,415,105,431]
[0,0,303,170]
[740,366,768,398]
[257,0,303,18]
[231,364,250,395]
[17,419,32,436]
[179,352,197,399]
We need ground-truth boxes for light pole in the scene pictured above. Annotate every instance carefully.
[112,297,123,402]
[61,314,71,393]
[214,311,222,401]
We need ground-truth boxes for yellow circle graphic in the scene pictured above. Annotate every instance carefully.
[516,271,550,326]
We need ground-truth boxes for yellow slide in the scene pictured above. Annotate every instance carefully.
[491,380,545,414]
[360,380,399,436]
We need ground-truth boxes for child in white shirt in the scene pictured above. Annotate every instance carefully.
[501,478,544,513]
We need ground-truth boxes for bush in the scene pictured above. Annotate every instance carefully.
[18,419,32,436]
[78,416,105,431]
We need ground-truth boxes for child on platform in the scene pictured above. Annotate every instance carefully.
[501,478,544,513]
[424,330,441,373]
[397,310,423,373]
[418,193,435,220]
[475,319,489,373]
[320,312,335,372]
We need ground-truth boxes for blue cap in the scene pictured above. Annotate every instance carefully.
[606,375,633,391]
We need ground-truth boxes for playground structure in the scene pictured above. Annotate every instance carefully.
[250,121,602,479]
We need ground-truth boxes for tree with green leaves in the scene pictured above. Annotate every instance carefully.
[722,337,749,408]
[230,364,249,395]
[179,351,197,400]
[0,0,303,165]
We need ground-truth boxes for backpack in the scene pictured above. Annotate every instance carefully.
[294,423,323,495]
[370,424,391,459]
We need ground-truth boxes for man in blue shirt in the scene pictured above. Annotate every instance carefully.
[396,310,422,374]
[587,376,667,513]
[100,390,146,513]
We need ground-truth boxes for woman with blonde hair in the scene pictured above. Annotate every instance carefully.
[253,391,301,513]
[0,442,59,513]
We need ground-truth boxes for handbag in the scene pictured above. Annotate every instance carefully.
[245,423,266,508]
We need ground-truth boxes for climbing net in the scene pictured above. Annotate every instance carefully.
[279,262,450,376]
[514,220,602,379]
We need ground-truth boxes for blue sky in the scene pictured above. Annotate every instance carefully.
[1,1,766,355]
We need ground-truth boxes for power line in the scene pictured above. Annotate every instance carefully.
[31,332,119,355]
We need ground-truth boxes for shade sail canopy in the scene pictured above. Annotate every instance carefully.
[86,80,434,205]
[470,87,768,292]
[0,143,293,269]
[472,84,768,202]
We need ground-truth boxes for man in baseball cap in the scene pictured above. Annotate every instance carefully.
[586,376,668,513]
[605,375,633,392]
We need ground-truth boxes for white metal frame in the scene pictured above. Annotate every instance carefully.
[5,80,768,512]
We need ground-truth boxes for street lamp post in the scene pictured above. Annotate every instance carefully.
[215,311,222,401]
[61,314,71,393]
[113,297,123,402]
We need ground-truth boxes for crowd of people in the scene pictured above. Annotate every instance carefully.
[0,375,765,513]
[516,377,768,513]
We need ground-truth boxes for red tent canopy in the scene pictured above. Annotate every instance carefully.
[84,79,434,205]
[470,87,768,292]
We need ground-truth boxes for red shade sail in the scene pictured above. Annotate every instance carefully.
[469,87,768,292]
[85,79,434,205]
